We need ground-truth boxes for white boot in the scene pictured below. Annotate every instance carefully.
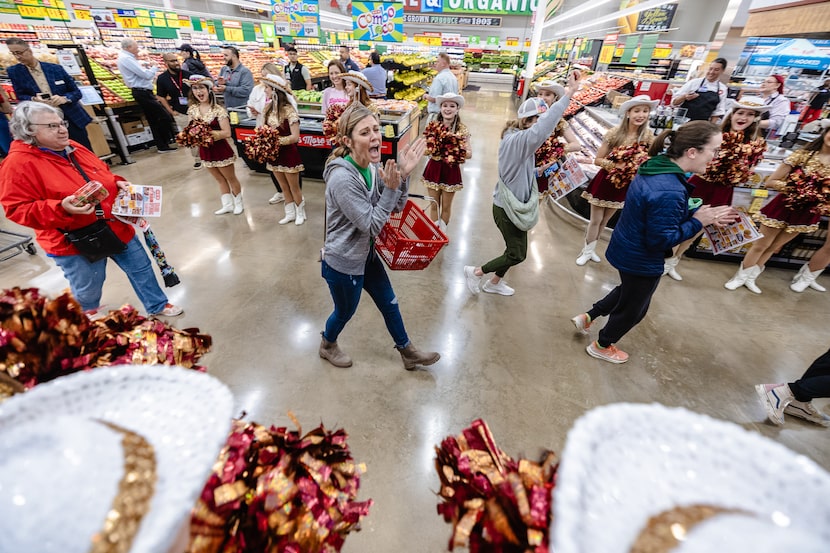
[790,263,826,293]
[744,265,764,294]
[279,202,296,225]
[232,193,244,215]
[214,193,234,215]
[294,200,306,225]
[724,263,751,290]
[576,241,598,266]
[588,241,601,263]
[663,256,683,281]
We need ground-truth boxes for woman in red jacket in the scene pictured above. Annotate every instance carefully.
[0,102,182,317]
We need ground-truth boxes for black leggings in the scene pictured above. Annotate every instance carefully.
[790,347,830,402]
[588,271,661,348]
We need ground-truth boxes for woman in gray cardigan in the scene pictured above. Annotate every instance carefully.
[464,71,580,296]
[320,104,436,370]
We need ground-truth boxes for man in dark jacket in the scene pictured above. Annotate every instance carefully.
[5,37,92,150]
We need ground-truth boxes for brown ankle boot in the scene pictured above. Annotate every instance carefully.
[319,337,353,368]
[399,344,440,371]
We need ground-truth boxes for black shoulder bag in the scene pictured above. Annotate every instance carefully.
[60,153,127,262]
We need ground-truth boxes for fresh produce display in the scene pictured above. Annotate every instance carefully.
[393,87,426,101]
[464,51,519,73]
[88,59,134,104]
[374,99,418,113]
[385,53,432,68]
[564,75,631,118]
[393,69,433,86]
[294,89,322,103]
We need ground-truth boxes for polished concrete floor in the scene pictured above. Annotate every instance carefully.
[1,91,829,550]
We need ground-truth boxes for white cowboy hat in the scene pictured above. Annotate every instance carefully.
[729,95,771,113]
[619,94,659,115]
[183,75,214,89]
[517,97,548,119]
[536,80,566,99]
[0,366,234,553]
[341,70,374,93]
[552,403,830,553]
[261,73,298,111]
[435,92,464,109]
[261,73,293,96]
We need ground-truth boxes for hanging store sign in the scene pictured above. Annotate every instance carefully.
[635,3,677,32]
[443,0,537,16]
[352,2,403,42]
[221,19,243,41]
[402,14,500,26]
[90,8,116,27]
[134,8,151,26]
[401,0,536,14]
[272,0,320,37]
[261,22,276,42]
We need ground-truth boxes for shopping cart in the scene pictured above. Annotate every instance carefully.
[375,195,448,270]
[0,229,36,262]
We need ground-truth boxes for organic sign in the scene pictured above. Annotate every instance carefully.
[636,3,677,32]
[352,2,403,42]
[272,0,320,37]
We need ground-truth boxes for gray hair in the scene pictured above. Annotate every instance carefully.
[9,101,64,145]
[121,38,137,50]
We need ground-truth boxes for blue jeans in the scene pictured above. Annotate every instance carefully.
[322,252,410,348]
[52,235,168,314]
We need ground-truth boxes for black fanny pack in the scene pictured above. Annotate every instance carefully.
[61,152,127,262]
[62,213,127,262]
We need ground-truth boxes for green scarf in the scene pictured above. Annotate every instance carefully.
[637,154,686,176]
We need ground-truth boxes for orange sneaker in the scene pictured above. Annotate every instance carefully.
[586,341,629,364]
[570,313,592,334]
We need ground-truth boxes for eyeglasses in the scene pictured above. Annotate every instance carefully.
[9,49,30,57]
[32,121,69,130]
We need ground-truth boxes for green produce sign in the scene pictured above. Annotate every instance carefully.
[486,35,499,46]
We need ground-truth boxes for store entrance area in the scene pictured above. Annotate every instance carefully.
[1,90,828,550]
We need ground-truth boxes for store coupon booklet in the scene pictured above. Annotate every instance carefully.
[112,185,163,217]
[703,210,763,255]
[548,156,589,200]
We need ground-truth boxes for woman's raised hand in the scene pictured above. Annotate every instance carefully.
[564,70,582,97]
[397,137,427,179]
[379,158,402,191]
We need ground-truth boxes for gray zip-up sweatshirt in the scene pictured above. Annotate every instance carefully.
[493,92,571,207]
[323,156,409,275]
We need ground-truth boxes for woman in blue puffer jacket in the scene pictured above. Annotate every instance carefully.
[570,121,740,364]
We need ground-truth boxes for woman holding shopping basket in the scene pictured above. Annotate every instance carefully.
[464,70,581,296]
[319,103,438,371]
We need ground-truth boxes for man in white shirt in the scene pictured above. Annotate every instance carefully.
[117,38,175,152]
[424,53,459,120]
[671,58,729,122]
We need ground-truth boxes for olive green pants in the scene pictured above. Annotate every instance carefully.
[481,205,528,278]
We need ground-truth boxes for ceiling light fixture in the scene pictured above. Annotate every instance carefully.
[543,0,618,29]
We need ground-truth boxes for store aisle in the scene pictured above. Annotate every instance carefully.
[1,91,829,551]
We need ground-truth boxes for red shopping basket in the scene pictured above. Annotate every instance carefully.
[375,200,448,270]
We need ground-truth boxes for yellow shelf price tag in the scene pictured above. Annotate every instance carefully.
[137,16,151,26]
[224,27,243,42]
[17,5,47,19]
[151,17,166,26]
